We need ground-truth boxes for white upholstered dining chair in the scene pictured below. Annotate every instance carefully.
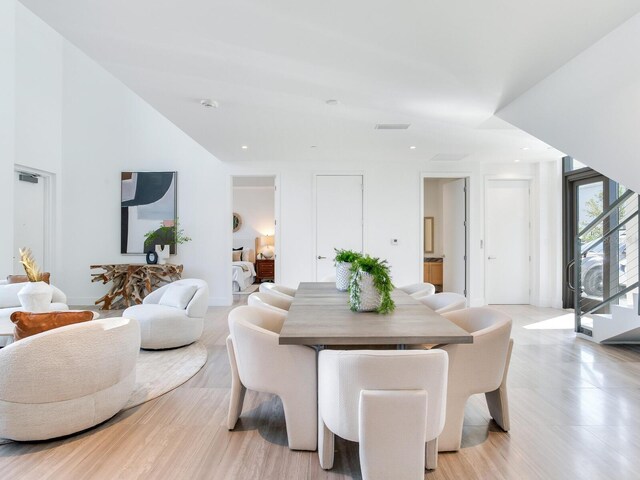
[226,306,317,451]
[435,307,513,451]
[259,282,296,298]
[247,291,292,313]
[419,292,466,314]
[398,283,436,299]
[318,349,449,477]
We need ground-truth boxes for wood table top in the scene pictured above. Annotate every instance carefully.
[279,282,473,346]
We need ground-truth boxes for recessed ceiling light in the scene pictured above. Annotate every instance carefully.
[310,145,318,148]
[521,147,530,151]
[241,145,248,150]
[325,99,339,106]
[200,99,218,108]
[409,146,417,150]
[514,159,521,163]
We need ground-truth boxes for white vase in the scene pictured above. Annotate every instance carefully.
[18,281,53,312]
[352,271,381,312]
[335,262,352,291]
[155,245,170,265]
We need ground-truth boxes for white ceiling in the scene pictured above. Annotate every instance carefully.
[20,0,640,164]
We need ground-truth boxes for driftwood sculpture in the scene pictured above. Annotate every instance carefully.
[90,264,183,310]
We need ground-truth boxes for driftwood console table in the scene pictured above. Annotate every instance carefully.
[90,264,183,310]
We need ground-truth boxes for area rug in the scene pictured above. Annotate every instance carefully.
[0,341,207,445]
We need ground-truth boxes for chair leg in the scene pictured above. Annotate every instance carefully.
[281,395,318,451]
[318,416,335,470]
[226,336,246,430]
[486,338,513,431]
[425,438,438,470]
[438,394,468,452]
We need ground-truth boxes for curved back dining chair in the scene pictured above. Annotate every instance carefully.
[248,291,292,313]
[419,292,466,314]
[399,283,436,299]
[226,306,317,451]
[259,282,296,298]
[435,307,513,452]
[318,349,449,477]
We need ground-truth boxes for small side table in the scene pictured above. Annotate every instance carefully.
[256,259,275,283]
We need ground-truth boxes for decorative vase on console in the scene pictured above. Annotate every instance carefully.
[155,245,170,265]
[16,248,52,312]
[333,249,362,292]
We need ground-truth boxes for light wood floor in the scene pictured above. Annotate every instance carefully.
[2,300,640,479]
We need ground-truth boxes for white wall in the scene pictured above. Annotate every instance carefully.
[497,12,640,194]
[9,2,563,308]
[232,186,275,251]
[0,0,16,276]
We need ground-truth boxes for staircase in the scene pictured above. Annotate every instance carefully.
[575,189,640,344]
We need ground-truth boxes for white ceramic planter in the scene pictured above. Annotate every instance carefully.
[155,245,170,265]
[351,271,381,312]
[335,262,352,291]
[18,281,53,312]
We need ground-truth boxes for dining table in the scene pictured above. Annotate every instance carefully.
[279,282,473,348]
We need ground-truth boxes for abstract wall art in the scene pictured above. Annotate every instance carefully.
[121,172,177,254]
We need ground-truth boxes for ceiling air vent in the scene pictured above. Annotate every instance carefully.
[429,153,469,162]
[374,123,411,130]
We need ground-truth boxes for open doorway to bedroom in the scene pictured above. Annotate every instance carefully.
[231,175,277,295]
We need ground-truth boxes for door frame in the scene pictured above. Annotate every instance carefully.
[13,165,55,273]
[484,176,533,305]
[229,174,281,287]
[312,172,365,280]
[420,172,471,299]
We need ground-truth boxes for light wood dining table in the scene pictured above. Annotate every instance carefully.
[279,282,473,347]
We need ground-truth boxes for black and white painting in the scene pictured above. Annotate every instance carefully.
[121,172,177,254]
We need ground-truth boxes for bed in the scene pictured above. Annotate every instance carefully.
[232,246,256,292]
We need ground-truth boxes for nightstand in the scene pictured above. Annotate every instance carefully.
[256,259,275,283]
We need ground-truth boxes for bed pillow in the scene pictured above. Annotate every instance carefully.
[0,283,26,308]
[232,251,242,261]
[159,284,198,310]
[10,310,94,341]
[232,247,243,251]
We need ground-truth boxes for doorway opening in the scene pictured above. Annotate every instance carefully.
[231,175,278,295]
[422,176,469,297]
[13,166,54,275]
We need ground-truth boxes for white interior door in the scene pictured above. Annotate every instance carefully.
[13,172,46,275]
[486,179,530,304]
[442,179,466,295]
[316,175,363,280]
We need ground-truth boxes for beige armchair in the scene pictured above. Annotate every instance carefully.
[247,291,291,313]
[226,306,317,451]
[259,282,296,299]
[399,283,436,299]
[436,307,513,451]
[419,292,466,314]
[318,349,449,477]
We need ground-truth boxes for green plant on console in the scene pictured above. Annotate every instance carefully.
[334,248,362,265]
[348,255,395,314]
[144,218,192,250]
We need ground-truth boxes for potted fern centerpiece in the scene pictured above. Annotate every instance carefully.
[334,248,362,291]
[17,248,53,312]
[348,255,395,314]
[144,218,192,265]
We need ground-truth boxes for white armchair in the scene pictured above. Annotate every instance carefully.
[247,292,290,314]
[399,283,436,299]
[0,317,140,441]
[123,279,209,349]
[318,350,449,477]
[259,282,296,299]
[226,306,317,451]
[419,292,466,314]
[436,307,513,451]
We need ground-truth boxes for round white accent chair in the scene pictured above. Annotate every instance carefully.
[318,349,449,476]
[419,292,466,314]
[436,307,513,452]
[226,306,317,451]
[0,317,140,441]
[259,282,296,299]
[399,283,436,299]
[247,291,290,314]
[123,279,209,350]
